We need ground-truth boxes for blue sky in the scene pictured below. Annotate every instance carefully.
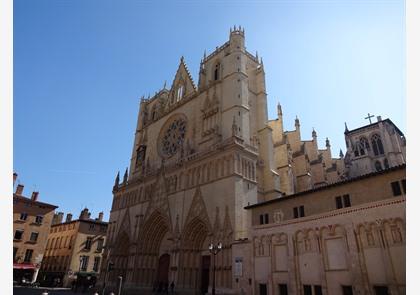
[14,0,405,221]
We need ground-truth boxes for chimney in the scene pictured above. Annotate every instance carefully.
[31,192,39,202]
[79,208,90,220]
[98,212,104,222]
[377,116,382,122]
[13,173,18,186]
[57,212,64,223]
[66,213,73,223]
[16,184,24,195]
[52,212,64,225]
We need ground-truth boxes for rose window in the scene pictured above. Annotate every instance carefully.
[160,118,187,157]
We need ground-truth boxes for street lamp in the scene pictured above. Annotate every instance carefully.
[209,242,222,295]
[79,256,83,272]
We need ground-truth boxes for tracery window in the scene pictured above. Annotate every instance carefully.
[160,117,187,158]
[375,160,383,171]
[371,134,384,156]
[359,137,369,155]
[176,85,184,102]
[151,105,157,121]
[214,62,220,80]
[384,158,390,169]
[136,145,147,168]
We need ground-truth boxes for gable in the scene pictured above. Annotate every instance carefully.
[169,57,196,104]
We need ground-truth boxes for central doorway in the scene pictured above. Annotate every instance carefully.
[157,254,170,288]
[200,255,211,295]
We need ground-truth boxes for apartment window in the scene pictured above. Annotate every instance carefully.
[89,224,95,230]
[35,215,43,224]
[342,286,353,295]
[293,206,305,218]
[24,249,33,263]
[336,195,351,209]
[391,181,402,196]
[85,237,93,250]
[97,239,104,251]
[80,255,89,271]
[30,232,39,242]
[20,212,28,221]
[303,285,322,295]
[343,194,351,207]
[259,213,269,225]
[14,230,24,240]
[335,196,343,209]
[13,247,18,261]
[373,286,389,295]
[401,179,406,194]
[259,284,267,295]
[303,285,312,295]
[278,284,288,295]
[93,256,101,272]
[314,285,322,295]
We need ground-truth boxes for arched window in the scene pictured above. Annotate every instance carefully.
[375,160,383,171]
[360,137,370,150]
[151,105,157,121]
[371,134,384,156]
[214,62,220,80]
[357,142,365,156]
[384,158,390,169]
[176,85,184,102]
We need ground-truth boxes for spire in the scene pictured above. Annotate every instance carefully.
[256,51,259,61]
[123,168,128,183]
[339,149,344,158]
[295,115,300,129]
[277,102,282,117]
[203,50,206,60]
[114,171,120,188]
[312,128,317,139]
[163,80,167,89]
[326,137,330,148]
[344,122,349,133]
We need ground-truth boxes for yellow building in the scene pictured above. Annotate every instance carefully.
[100,28,406,295]
[13,173,58,284]
[39,208,108,288]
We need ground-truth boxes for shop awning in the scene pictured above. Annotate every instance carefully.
[13,263,36,270]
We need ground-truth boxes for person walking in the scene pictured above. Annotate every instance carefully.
[170,281,175,295]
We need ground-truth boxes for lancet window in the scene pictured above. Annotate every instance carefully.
[371,134,384,156]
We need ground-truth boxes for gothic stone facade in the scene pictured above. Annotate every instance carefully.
[100,28,405,295]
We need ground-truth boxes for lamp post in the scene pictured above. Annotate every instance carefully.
[208,242,222,295]
[79,256,83,273]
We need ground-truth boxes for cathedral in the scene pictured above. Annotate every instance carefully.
[100,28,406,295]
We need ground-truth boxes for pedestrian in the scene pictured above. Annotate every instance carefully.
[170,281,175,294]
[165,282,169,294]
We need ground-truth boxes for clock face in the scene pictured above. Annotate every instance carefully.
[160,117,187,158]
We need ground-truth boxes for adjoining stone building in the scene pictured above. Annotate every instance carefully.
[39,208,107,288]
[246,164,405,295]
[13,173,58,284]
[100,28,406,295]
